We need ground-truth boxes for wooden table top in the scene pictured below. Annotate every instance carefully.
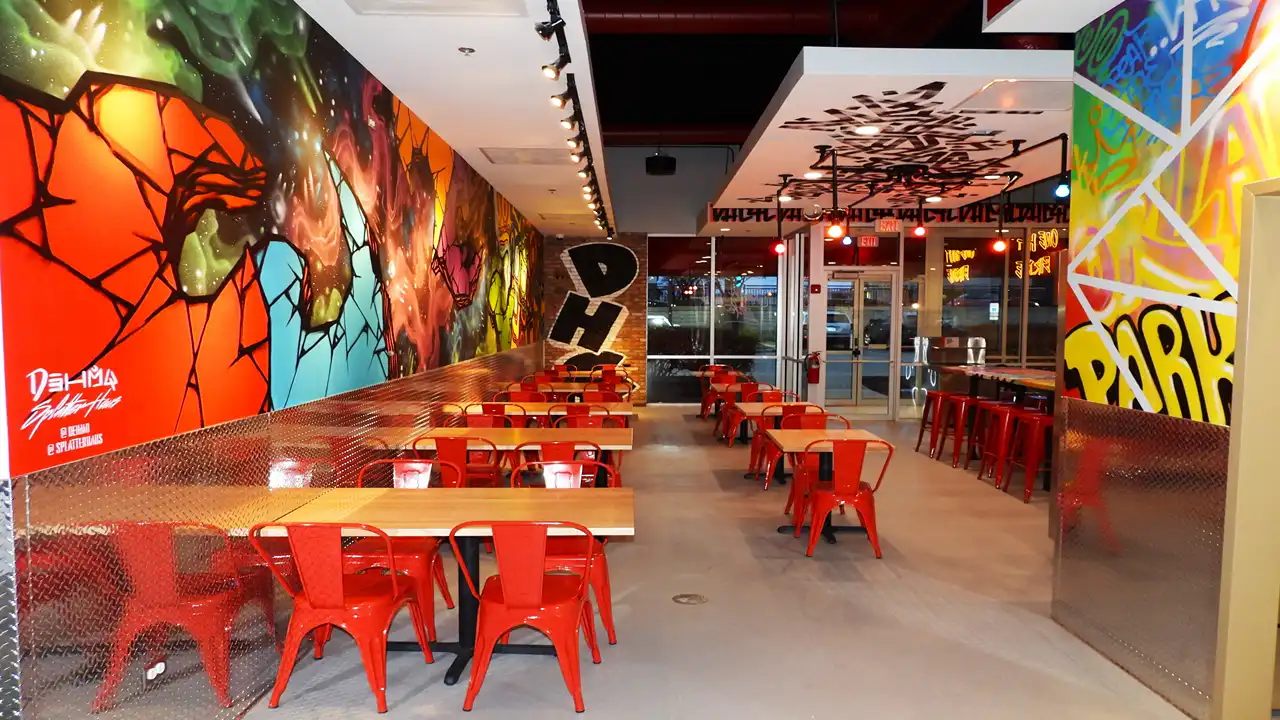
[558,370,634,379]
[458,402,633,416]
[764,428,891,453]
[939,365,1056,391]
[416,427,633,451]
[710,383,774,393]
[260,487,636,537]
[734,402,823,416]
[19,485,328,535]
[521,382,633,393]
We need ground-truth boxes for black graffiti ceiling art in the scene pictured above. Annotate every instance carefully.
[775,82,1020,206]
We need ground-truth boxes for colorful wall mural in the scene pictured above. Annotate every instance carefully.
[1065,0,1278,427]
[0,0,544,475]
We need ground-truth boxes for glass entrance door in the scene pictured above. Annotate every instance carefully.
[824,268,903,417]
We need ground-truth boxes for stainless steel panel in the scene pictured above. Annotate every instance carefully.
[1053,397,1227,720]
[0,476,22,718]
[14,344,543,719]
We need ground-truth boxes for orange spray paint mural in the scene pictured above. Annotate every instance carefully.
[0,2,544,474]
[1066,0,1279,426]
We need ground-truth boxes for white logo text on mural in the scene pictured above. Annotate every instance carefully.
[22,367,122,453]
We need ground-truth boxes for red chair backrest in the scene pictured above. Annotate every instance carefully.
[591,364,618,372]
[513,440,601,463]
[356,457,465,488]
[412,436,500,484]
[555,407,617,429]
[553,364,570,373]
[251,523,400,609]
[698,364,728,373]
[581,390,622,403]
[549,403,590,417]
[781,413,851,430]
[748,390,784,403]
[495,391,547,403]
[803,439,895,493]
[449,521,593,609]
[464,413,513,429]
[510,459,617,489]
[108,522,237,605]
[711,372,737,385]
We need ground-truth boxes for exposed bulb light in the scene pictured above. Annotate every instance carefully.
[587,201,598,210]
[534,18,565,40]
[803,171,823,180]
[925,196,942,204]
[772,241,786,255]
[841,236,853,246]
[583,190,595,200]
[561,116,578,131]
[778,194,793,203]
[577,167,590,179]
[542,53,570,80]
[913,224,927,238]
[992,239,1009,253]
[569,151,584,163]
[566,135,585,150]
[983,174,1001,180]
[582,184,593,193]
[826,223,846,240]
[720,228,731,232]
[854,126,881,136]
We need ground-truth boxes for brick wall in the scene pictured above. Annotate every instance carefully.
[544,233,648,403]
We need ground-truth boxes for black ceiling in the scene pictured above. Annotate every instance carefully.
[583,0,1073,146]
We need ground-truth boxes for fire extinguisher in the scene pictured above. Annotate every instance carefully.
[806,352,822,384]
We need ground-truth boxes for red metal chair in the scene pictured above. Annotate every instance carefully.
[724,389,795,449]
[581,389,623,404]
[453,402,528,430]
[511,441,608,484]
[494,390,548,404]
[553,406,618,429]
[752,404,844,486]
[791,439,895,558]
[510,461,620,644]
[250,523,433,713]
[449,521,601,712]
[699,372,742,419]
[715,382,761,442]
[93,522,276,712]
[972,402,1020,487]
[934,394,981,466]
[413,434,504,488]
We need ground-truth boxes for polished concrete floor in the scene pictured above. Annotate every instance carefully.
[242,406,1187,719]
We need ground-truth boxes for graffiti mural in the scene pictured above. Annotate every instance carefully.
[548,242,639,368]
[0,0,544,474]
[1064,0,1277,427]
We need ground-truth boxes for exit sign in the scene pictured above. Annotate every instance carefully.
[876,217,901,233]
[857,236,879,248]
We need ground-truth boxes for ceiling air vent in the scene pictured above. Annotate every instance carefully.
[955,80,1072,113]
[481,148,575,165]
[344,0,528,16]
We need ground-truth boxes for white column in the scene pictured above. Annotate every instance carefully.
[807,224,828,402]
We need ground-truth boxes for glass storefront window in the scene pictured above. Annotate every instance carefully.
[1025,227,1067,364]
[714,238,779,356]
[646,358,710,403]
[941,233,1010,361]
[648,237,711,356]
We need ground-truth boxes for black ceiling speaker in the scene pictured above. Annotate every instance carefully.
[646,150,676,176]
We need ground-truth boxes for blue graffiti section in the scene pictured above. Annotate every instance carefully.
[1076,0,1184,132]
[1188,0,1262,122]
[259,157,388,408]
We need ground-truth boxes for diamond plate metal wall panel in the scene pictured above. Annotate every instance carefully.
[1053,397,1228,720]
[13,344,543,720]
[0,476,23,719]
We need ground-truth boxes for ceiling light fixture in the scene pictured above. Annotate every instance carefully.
[566,133,586,150]
[804,171,823,180]
[587,201,597,210]
[569,150,584,163]
[778,194,793,203]
[550,76,576,110]
[534,17,565,41]
[983,174,1001,180]
[1055,134,1071,198]
[854,126,881,136]
[841,236,853,246]
[992,239,1008,253]
[576,165,591,180]
[925,196,942,204]
[913,199,927,238]
[772,241,786,255]
[720,228,731,232]
[542,53,570,80]
[560,115,578,131]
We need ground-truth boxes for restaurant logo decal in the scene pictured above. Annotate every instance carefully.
[547,242,639,368]
[709,203,1070,226]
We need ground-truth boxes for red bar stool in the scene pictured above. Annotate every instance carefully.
[915,390,953,457]
[935,394,981,467]
[965,399,1014,472]
[974,403,1020,488]
[1004,410,1054,502]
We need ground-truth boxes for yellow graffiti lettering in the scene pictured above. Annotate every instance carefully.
[1064,301,1234,426]
[1140,308,1204,422]
[944,249,976,263]
[946,265,970,284]
[1114,316,1163,413]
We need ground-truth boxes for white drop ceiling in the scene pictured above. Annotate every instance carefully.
[700,46,1074,236]
[983,0,1127,33]
[296,0,611,238]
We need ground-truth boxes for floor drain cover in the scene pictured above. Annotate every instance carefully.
[672,594,707,605]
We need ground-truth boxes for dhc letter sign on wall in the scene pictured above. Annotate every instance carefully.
[548,242,639,368]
